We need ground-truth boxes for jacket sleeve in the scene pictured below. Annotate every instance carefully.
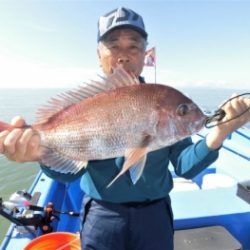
[40,164,86,183]
[169,137,219,179]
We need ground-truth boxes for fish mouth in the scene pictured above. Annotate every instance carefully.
[198,112,208,128]
[191,113,207,133]
[201,116,208,129]
[192,117,206,132]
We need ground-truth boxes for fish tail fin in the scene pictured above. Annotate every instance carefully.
[0,121,12,132]
[106,147,148,188]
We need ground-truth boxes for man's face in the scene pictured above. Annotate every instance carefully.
[97,28,146,77]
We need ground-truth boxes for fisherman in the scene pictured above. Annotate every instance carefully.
[0,7,250,250]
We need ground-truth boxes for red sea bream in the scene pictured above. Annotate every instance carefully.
[0,67,206,186]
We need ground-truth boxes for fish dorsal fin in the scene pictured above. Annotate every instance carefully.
[106,65,140,88]
[35,66,139,124]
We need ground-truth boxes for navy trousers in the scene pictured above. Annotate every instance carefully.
[80,196,174,250]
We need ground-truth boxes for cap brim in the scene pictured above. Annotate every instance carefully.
[99,24,148,42]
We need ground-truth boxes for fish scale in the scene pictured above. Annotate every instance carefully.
[39,84,199,160]
[0,67,206,186]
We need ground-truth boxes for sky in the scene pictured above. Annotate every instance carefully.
[0,0,249,89]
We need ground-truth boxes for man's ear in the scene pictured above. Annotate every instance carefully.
[97,47,102,67]
[97,47,101,59]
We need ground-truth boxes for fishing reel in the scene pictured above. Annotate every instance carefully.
[0,190,79,235]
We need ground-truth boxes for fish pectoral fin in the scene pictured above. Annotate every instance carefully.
[106,147,148,188]
[40,148,88,174]
[128,155,147,185]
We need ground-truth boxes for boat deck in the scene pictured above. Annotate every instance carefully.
[1,127,250,249]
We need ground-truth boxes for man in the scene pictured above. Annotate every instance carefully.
[0,7,249,250]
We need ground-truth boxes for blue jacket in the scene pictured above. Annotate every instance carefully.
[41,137,219,203]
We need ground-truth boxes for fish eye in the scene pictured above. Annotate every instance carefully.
[176,104,189,116]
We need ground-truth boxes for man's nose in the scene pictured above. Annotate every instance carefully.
[117,56,129,64]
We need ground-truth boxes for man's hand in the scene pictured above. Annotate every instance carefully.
[0,116,41,162]
[206,94,250,150]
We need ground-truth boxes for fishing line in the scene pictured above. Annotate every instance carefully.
[56,234,81,250]
[205,93,250,129]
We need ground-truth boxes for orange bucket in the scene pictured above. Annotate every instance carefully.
[24,232,81,250]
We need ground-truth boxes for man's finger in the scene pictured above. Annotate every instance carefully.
[26,134,41,161]
[3,129,23,155]
[16,128,34,156]
[0,131,9,154]
[10,116,26,127]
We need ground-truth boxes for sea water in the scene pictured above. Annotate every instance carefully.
[0,88,63,241]
[0,86,249,241]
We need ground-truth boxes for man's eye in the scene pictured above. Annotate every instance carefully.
[106,43,118,50]
[110,45,119,49]
[131,44,143,50]
[176,104,189,116]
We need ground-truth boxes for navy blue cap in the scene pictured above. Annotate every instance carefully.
[97,7,148,42]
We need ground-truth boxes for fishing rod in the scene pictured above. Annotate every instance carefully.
[0,196,46,236]
[205,93,250,129]
[0,190,79,235]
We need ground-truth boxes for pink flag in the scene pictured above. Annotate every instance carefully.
[144,47,156,67]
